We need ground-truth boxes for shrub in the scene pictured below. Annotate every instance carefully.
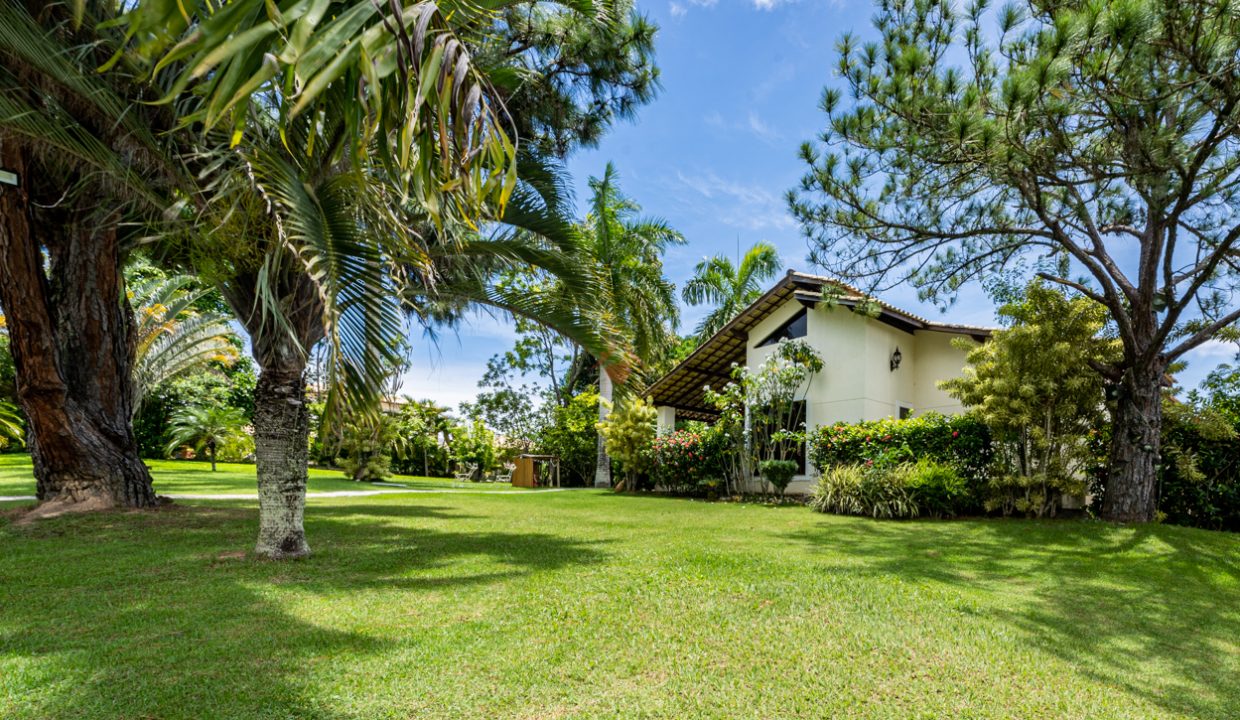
[810,464,919,519]
[650,427,726,495]
[983,471,1084,518]
[904,459,969,517]
[759,459,799,498]
[598,397,657,490]
[215,432,255,463]
[451,418,497,479]
[1158,401,1240,531]
[807,413,993,484]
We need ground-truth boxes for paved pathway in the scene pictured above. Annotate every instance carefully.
[0,487,572,503]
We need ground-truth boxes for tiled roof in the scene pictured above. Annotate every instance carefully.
[645,271,996,418]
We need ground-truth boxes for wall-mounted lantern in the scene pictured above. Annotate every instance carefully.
[890,346,902,372]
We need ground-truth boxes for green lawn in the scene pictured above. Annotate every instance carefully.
[1,462,1237,718]
[0,454,516,497]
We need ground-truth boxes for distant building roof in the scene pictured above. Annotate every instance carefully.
[646,271,995,419]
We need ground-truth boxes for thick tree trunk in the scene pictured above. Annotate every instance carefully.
[594,366,612,488]
[252,363,311,559]
[1102,363,1164,523]
[0,141,154,512]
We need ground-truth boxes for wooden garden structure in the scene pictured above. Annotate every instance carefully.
[511,454,560,488]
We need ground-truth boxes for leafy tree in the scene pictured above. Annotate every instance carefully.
[581,163,684,487]
[789,0,1240,522]
[745,339,823,465]
[460,386,543,462]
[451,418,497,479]
[390,399,455,477]
[166,405,249,472]
[537,390,600,485]
[597,395,657,491]
[0,0,189,509]
[942,284,1116,516]
[682,242,782,339]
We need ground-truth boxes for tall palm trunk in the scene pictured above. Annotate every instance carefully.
[224,273,323,559]
[0,142,154,511]
[594,365,612,488]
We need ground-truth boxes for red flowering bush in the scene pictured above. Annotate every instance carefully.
[649,427,727,495]
[808,413,992,478]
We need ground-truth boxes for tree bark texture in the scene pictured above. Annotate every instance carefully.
[594,366,612,488]
[223,271,324,559]
[1102,363,1164,523]
[252,364,311,558]
[0,141,154,510]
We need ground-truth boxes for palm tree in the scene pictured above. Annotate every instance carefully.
[682,242,782,339]
[580,163,684,487]
[166,405,249,472]
[123,0,655,559]
[0,401,23,448]
[1,0,523,519]
[130,274,239,417]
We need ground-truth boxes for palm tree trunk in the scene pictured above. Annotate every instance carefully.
[209,441,217,472]
[594,365,612,488]
[222,272,322,559]
[0,142,154,512]
[252,359,311,558]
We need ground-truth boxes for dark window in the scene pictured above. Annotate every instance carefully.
[899,406,912,420]
[756,308,808,347]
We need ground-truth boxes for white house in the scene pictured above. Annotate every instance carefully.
[647,271,995,493]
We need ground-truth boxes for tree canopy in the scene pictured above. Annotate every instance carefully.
[789,0,1240,521]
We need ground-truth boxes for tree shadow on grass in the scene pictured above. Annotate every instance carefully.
[0,502,605,719]
[782,517,1240,719]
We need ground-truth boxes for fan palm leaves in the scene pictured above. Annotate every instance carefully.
[165,404,249,472]
[129,274,239,415]
[682,242,782,339]
[0,401,23,447]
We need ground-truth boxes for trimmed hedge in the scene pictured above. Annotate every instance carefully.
[807,413,993,481]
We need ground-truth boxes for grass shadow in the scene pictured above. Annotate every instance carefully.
[0,500,605,719]
[782,516,1240,719]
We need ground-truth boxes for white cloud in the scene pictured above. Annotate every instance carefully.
[397,360,489,413]
[1186,338,1239,362]
[747,111,782,142]
[669,0,717,17]
[675,169,796,232]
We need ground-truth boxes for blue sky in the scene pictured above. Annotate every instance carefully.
[398,0,1238,411]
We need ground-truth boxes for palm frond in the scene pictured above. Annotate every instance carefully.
[0,401,24,446]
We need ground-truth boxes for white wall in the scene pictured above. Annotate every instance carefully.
[912,330,976,415]
[739,297,978,493]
